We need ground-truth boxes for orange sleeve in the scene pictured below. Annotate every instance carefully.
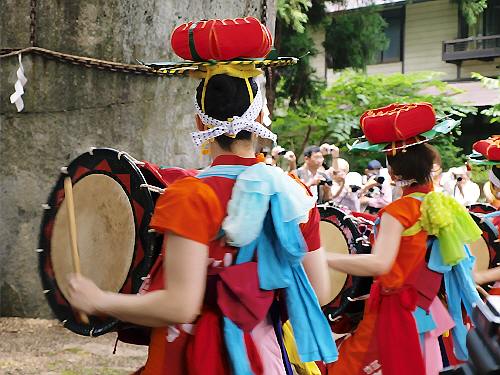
[149,177,224,245]
[379,196,422,228]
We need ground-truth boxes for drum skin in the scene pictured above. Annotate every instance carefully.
[39,148,163,336]
[318,204,373,332]
[51,174,136,303]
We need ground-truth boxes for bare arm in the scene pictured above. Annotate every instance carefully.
[68,234,208,327]
[302,248,331,306]
[326,213,403,276]
[474,266,500,285]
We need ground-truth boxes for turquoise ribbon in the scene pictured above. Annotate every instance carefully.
[428,241,481,360]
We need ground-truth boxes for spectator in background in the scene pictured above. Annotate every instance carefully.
[360,160,392,214]
[428,145,454,194]
[271,145,298,175]
[328,158,362,212]
[297,146,332,203]
[443,165,480,206]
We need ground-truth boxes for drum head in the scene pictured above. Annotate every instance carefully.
[319,220,349,305]
[51,174,136,301]
[318,205,373,326]
[39,148,161,336]
[468,236,491,273]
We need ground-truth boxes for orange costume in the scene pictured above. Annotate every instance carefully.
[328,184,432,375]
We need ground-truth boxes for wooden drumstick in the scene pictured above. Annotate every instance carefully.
[64,177,90,325]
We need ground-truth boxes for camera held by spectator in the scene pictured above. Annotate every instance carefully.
[320,143,340,157]
[317,172,333,187]
[272,145,287,158]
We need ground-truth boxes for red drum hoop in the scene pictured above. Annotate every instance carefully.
[38,148,166,336]
[318,204,374,333]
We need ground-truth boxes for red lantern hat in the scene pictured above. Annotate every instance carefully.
[350,103,460,155]
[139,17,297,75]
[139,17,297,148]
[469,136,500,165]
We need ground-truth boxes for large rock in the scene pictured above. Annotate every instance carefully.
[0,0,276,317]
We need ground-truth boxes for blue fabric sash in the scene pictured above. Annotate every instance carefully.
[197,164,249,179]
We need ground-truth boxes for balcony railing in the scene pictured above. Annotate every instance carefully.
[442,35,500,63]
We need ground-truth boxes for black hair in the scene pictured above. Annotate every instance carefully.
[493,166,500,180]
[304,146,321,158]
[196,75,257,151]
[386,143,436,185]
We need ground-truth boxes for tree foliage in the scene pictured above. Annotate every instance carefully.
[277,0,313,33]
[275,1,389,108]
[456,0,488,25]
[273,70,477,171]
[324,7,389,70]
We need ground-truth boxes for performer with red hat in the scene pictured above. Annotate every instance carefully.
[327,103,482,375]
[65,17,337,374]
[469,136,500,294]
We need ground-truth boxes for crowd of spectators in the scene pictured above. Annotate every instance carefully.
[262,143,482,214]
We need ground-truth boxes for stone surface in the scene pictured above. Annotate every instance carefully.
[0,0,276,317]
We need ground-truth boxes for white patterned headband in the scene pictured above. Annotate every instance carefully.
[190,84,277,147]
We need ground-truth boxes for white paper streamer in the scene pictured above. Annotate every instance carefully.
[10,54,27,112]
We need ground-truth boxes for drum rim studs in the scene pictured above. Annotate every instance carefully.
[140,183,165,194]
[328,314,342,322]
[60,166,68,175]
[347,294,369,302]
[43,289,50,294]
[117,150,145,166]
[35,248,44,253]
[88,147,96,155]
[42,203,51,210]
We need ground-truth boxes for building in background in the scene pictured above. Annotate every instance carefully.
[310,0,499,149]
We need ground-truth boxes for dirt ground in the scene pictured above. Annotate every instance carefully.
[0,318,148,375]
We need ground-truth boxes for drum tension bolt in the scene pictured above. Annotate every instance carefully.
[43,289,50,294]
[60,166,69,175]
[42,203,51,210]
[328,314,342,322]
[347,294,369,302]
[35,248,44,253]
[88,147,96,155]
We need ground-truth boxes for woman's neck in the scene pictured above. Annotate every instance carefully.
[210,141,255,159]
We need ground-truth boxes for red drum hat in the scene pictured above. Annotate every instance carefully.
[171,17,272,62]
[139,17,296,75]
[138,17,297,149]
[469,136,500,165]
[350,102,460,155]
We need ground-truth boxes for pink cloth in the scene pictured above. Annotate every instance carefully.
[251,317,286,375]
[423,297,455,375]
